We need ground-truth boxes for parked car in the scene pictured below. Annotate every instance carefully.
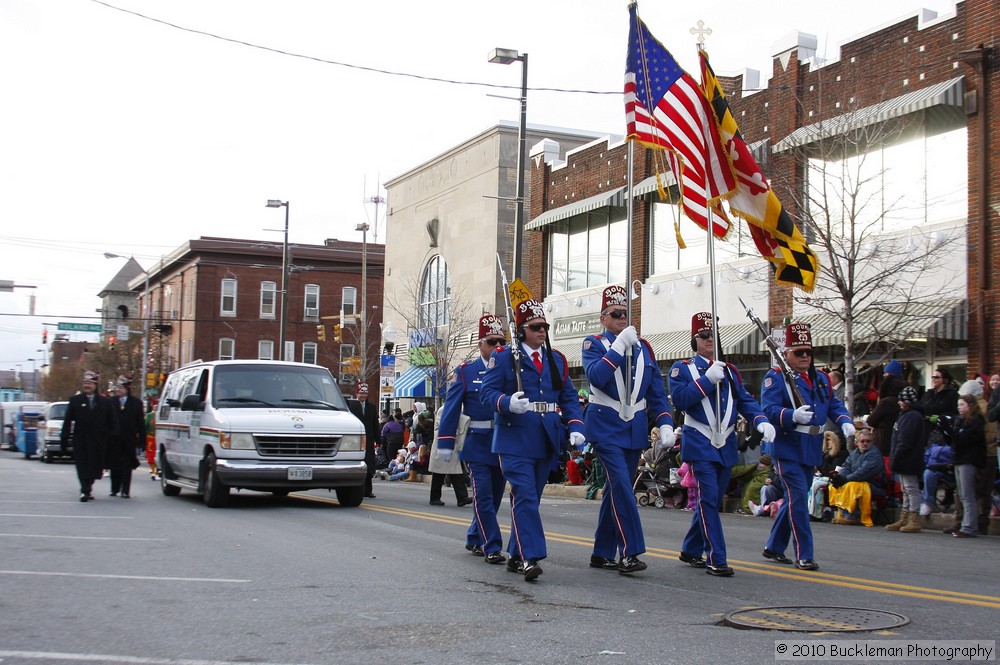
[156,360,367,508]
[38,401,71,463]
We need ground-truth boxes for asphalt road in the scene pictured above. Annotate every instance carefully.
[0,451,996,665]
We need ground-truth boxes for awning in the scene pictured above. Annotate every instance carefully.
[801,298,967,348]
[392,366,436,398]
[632,173,678,198]
[645,323,766,363]
[525,187,626,231]
[772,76,966,153]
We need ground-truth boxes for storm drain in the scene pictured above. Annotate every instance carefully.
[724,606,910,632]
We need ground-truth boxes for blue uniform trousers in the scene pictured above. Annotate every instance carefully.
[765,460,814,560]
[592,444,645,559]
[680,460,731,566]
[499,453,551,561]
[465,460,506,555]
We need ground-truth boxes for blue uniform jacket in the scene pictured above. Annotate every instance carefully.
[480,345,584,459]
[436,356,499,464]
[760,367,852,467]
[669,355,767,466]
[582,332,672,448]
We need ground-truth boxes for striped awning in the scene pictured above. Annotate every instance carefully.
[800,299,967,348]
[525,187,626,230]
[645,323,765,363]
[632,173,678,198]
[773,76,966,153]
[392,366,436,398]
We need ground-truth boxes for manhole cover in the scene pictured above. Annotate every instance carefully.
[724,606,910,632]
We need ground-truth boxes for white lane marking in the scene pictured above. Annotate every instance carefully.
[0,514,133,519]
[0,571,249,583]
[0,651,316,665]
[0,533,166,541]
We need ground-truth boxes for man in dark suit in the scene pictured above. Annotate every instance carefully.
[107,375,146,498]
[347,382,381,499]
[61,370,118,502]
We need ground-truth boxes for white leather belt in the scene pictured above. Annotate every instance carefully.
[467,420,494,429]
[794,424,823,436]
[588,391,647,413]
[684,418,735,449]
[531,402,560,414]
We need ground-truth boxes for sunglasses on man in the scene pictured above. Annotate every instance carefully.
[792,349,813,358]
[695,332,714,340]
[605,309,627,320]
[483,338,503,346]
[526,322,550,332]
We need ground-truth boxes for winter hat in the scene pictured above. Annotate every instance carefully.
[958,380,984,399]
[898,386,918,404]
[883,360,903,378]
[758,455,772,466]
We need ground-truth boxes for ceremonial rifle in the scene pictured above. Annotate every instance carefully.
[496,254,523,393]
[737,295,806,408]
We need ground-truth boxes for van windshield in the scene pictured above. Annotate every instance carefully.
[48,403,68,420]
[212,365,349,410]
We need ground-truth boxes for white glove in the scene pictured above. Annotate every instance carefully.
[508,391,531,414]
[659,426,676,449]
[704,360,726,384]
[841,422,856,439]
[610,325,638,354]
[436,448,453,463]
[569,432,586,449]
[757,422,776,443]
[792,404,814,425]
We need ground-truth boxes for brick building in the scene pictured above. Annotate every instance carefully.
[135,236,384,392]
[523,0,997,394]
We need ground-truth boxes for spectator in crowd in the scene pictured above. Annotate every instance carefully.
[383,448,411,480]
[827,426,883,526]
[731,454,773,514]
[885,386,926,533]
[867,360,908,457]
[958,379,994,533]
[921,367,959,427]
[919,431,954,515]
[144,401,158,481]
[987,372,1000,509]
[947,395,987,537]
[380,411,406,461]
[565,449,586,485]
[808,431,848,520]
[677,460,697,511]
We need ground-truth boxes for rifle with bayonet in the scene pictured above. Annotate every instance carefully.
[737,295,806,408]
[496,254,523,393]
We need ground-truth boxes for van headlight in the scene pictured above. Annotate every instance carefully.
[219,432,255,450]
[339,434,364,452]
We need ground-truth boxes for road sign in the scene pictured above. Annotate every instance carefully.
[116,324,130,339]
[57,322,102,332]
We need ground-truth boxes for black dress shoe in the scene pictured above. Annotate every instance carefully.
[795,558,819,570]
[80,494,89,502]
[589,555,619,570]
[466,544,484,556]
[522,559,543,581]
[618,556,647,575]
[457,497,473,507]
[365,493,376,498]
[120,493,130,499]
[506,557,523,573]
[429,500,445,506]
[109,492,118,497]
[706,564,735,577]
[484,551,506,565]
[762,548,793,564]
[678,551,707,568]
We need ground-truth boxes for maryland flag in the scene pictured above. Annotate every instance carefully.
[699,50,819,292]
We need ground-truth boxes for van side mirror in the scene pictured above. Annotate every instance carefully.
[181,394,205,412]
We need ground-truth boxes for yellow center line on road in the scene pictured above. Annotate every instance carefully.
[296,493,1000,608]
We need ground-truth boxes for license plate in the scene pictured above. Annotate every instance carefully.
[287,467,313,480]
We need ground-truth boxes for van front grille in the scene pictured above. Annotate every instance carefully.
[254,435,340,457]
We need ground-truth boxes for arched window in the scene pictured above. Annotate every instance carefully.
[418,255,450,329]
[117,304,129,320]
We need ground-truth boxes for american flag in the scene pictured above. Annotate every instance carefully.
[625,4,735,236]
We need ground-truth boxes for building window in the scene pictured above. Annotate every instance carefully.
[547,209,627,294]
[260,281,276,319]
[221,279,237,317]
[258,340,274,360]
[219,338,235,361]
[304,284,320,319]
[302,342,318,365]
[341,286,357,323]
[418,255,450,329]
[649,204,748,275]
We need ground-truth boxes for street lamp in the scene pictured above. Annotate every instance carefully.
[355,222,369,381]
[489,47,528,279]
[265,200,290,361]
[104,253,150,401]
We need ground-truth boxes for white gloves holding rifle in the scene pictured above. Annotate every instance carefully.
[792,404,814,425]
[704,360,727,384]
[509,391,531,414]
[756,422,776,443]
[611,326,638,355]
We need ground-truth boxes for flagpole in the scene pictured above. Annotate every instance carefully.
[623,139,634,409]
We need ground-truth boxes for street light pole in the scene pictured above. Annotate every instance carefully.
[355,223,369,381]
[489,48,528,280]
[266,200,291,361]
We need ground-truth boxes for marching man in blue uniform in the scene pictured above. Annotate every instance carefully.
[669,312,775,577]
[480,299,585,581]
[760,322,854,571]
[583,285,675,575]
[435,314,509,565]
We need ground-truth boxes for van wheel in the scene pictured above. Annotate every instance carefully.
[335,485,364,507]
[202,452,230,508]
[159,456,181,496]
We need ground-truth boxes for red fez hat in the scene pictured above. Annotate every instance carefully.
[478,314,505,340]
[785,322,812,348]
[82,370,99,384]
[116,375,132,387]
[355,382,369,394]
[601,285,628,312]
[691,312,714,337]
[515,299,546,329]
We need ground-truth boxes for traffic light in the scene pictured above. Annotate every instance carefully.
[316,324,326,342]
[108,335,116,350]
[332,325,342,344]
[42,329,47,344]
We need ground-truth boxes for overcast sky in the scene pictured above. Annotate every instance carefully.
[0,0,958,374]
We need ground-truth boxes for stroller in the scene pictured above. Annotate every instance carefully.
[633,445,681,508]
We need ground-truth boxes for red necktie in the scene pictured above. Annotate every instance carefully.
[532,351,543,373]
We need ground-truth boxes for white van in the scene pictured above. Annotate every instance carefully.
[156,360,367,508]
